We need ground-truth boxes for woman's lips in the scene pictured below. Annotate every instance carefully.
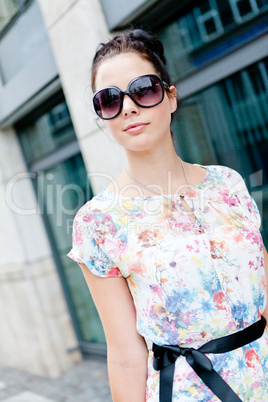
[124,123,149,134]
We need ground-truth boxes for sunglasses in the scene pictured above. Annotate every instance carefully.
[93,74,169,120]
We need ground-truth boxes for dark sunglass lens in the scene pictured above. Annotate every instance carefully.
[94,88,121,119]
[130,76,163,107]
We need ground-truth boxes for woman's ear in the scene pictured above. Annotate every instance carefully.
[168,86,177,114]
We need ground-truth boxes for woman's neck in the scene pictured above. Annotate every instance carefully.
[122,142,188,196]
[127,154,182,185]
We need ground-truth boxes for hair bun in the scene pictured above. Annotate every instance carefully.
[130,29,166,65]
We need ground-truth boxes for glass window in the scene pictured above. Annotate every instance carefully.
[204,18,217,35]
[247,64,266,95]
[194,0,224,42]
[238,0,255,16]
[157,0,268,80]
[200,1,211,14]
[0,0,25,32]
[257,0,268,9]
[172,57,268,244]
[19,100,77,165]
[178,14,201,51]
[215,0,235,28]
[229,0,258,22]
[0,0,48,83]
[17,95,106,346]
[35,155,105,344]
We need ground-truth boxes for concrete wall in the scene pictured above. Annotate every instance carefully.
[0,0,131,378]
[0,121,81,377]
[0,0,83,378]
[38,0,127,195]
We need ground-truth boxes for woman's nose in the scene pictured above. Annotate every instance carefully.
[122,94,140,117]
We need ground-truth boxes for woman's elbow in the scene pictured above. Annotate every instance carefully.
[107,340,148,369]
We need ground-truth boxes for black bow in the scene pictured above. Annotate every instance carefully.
[153,316,266,402]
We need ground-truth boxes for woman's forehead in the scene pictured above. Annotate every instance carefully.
[94,53,157,91]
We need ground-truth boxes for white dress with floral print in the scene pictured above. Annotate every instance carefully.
[68,165,268,401]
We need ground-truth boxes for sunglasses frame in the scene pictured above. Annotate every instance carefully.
[93,74,169,120]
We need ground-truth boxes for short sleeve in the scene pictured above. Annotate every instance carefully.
[228,168,261,229]
[67,208,123,278]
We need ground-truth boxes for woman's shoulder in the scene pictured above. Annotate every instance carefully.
[200,164,244,186]
[201,163,239,175]
[71,186,127,244]
[73,187,116,225]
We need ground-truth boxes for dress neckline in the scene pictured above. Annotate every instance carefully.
[102,164,209,199]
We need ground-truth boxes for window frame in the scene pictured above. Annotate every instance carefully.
[229,0,260,24]
[0,0,33,38]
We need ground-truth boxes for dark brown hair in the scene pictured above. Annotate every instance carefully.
[91,28,181,119]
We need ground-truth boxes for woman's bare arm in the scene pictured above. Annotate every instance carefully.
[263,246,268,324]
[79,263,148,401]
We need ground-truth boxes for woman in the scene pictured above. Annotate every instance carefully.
[68,29,268,401]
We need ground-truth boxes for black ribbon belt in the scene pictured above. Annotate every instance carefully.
[153,316,266,402]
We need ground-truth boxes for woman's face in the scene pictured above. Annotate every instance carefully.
[94,52,177,153]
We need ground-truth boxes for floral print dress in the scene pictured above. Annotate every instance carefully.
[68,165,268,401]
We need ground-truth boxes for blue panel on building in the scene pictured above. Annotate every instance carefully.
[0,0,58,126]
[194,22,268,67]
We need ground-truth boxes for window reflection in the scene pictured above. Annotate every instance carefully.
[0,0,25,32]
[38,156,104,344]
[193,0,224,42]
[158,0,268,80]
[229,0,258,21]
[172,58,268,244]
[19,101,77,164]
[182,0,266,48]
[17,95,105,345]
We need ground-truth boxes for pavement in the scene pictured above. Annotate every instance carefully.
[0,357,112,402]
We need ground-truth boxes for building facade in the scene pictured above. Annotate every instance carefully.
[0,0,267,377]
